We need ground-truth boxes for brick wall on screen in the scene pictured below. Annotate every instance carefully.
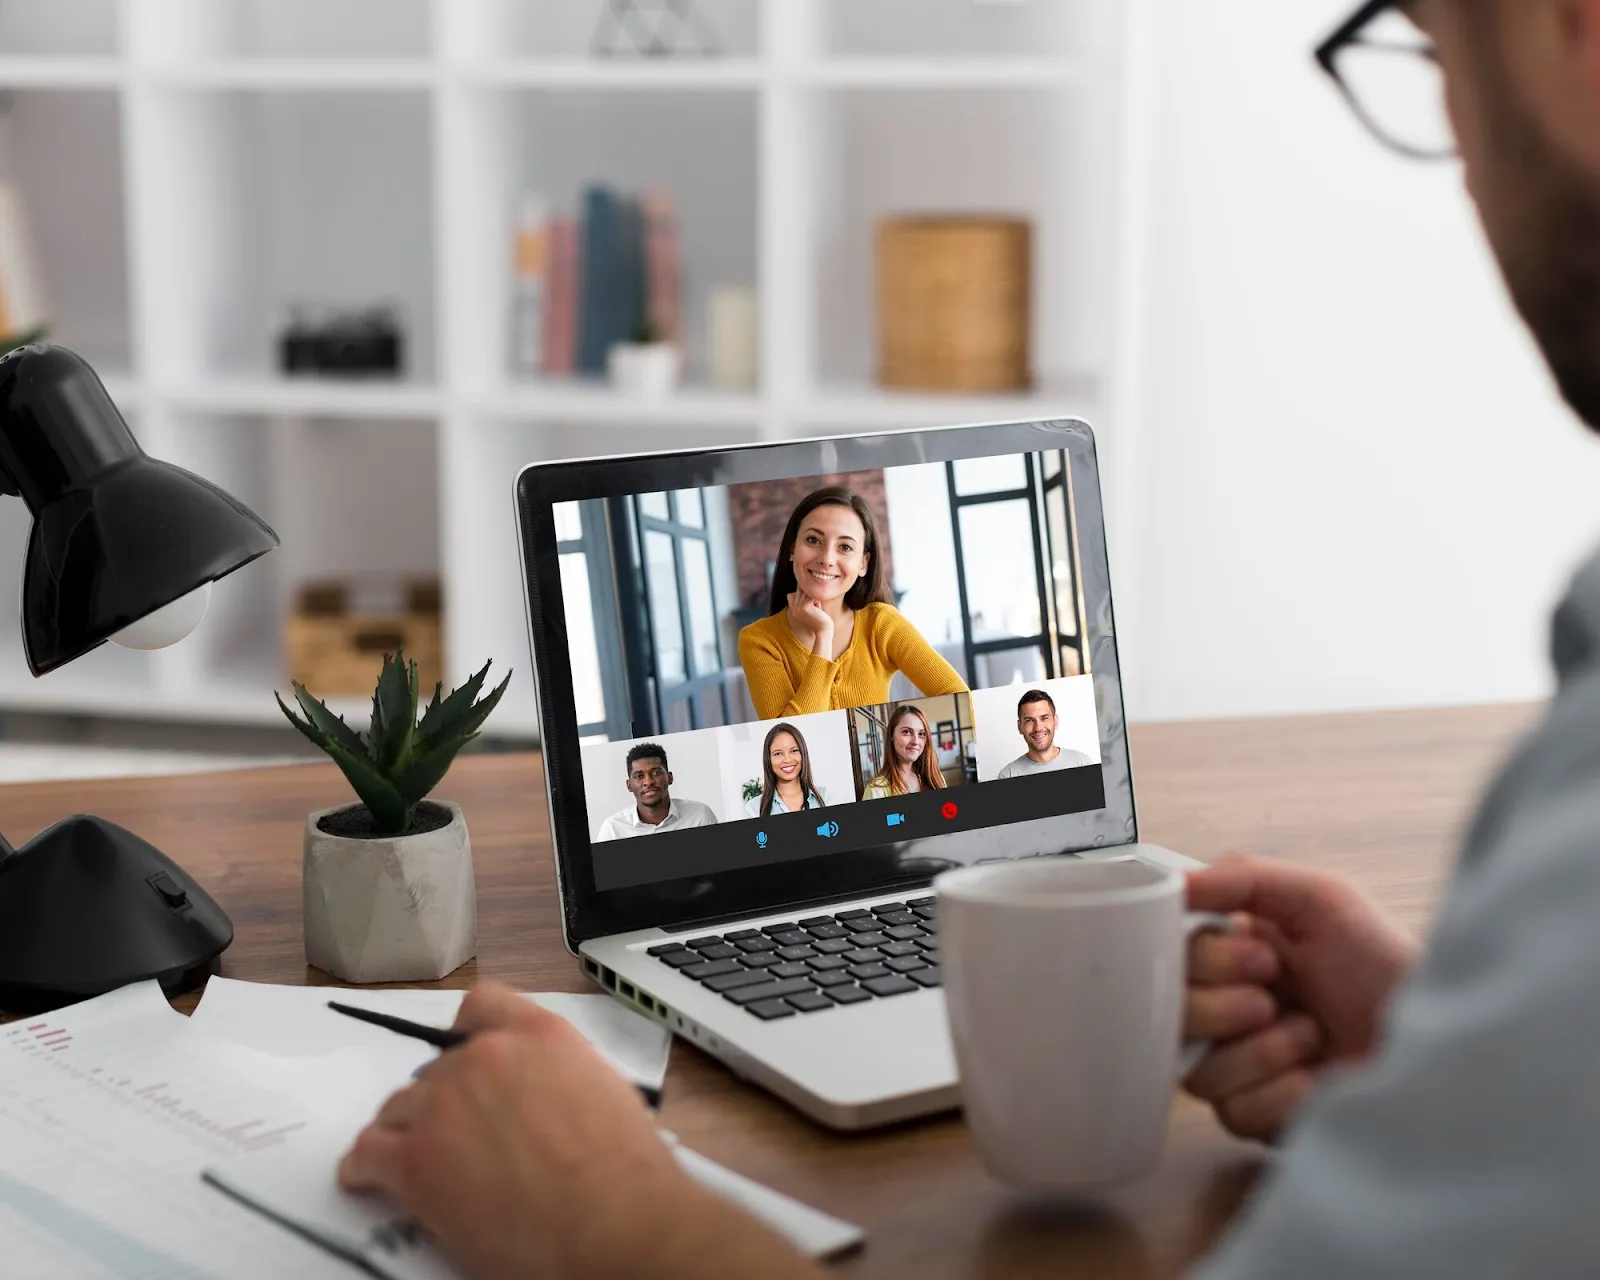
[727,469,895,613]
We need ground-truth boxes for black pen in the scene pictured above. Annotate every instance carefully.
[327,1000,663,1109]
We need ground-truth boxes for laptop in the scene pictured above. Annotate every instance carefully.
[514,418,1191,1130]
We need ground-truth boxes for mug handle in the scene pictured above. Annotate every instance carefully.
[1176,911,1236,1079]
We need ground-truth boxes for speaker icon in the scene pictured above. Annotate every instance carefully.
[815,820,840,838]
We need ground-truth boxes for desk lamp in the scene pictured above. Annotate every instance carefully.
[0,344,278,1013]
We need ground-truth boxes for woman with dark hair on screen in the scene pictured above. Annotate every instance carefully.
[744,722,829,817]
[861,704,946,800]
[737,486,968,719]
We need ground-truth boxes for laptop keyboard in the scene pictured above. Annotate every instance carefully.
[646,897,940,1020]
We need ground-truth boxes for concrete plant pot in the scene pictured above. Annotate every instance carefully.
[303,799,477,983]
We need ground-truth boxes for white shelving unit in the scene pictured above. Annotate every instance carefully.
[0,0,1140,738]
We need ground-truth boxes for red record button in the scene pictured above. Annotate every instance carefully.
[940,801,959,820]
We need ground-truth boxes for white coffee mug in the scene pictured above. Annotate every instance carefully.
[936,854,1227,1191]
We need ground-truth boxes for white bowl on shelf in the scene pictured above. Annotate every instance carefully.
[607,342,682,397]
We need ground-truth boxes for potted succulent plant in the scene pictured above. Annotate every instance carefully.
[607,318,681,396]
[277,650,511,983]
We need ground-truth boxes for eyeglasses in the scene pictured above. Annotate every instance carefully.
[1315,0,1455,160]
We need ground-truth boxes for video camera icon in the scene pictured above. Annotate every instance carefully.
[885,813,907,827]
[815,820,841,839]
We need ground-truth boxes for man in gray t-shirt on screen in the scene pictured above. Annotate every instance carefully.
[996,688,1092,779]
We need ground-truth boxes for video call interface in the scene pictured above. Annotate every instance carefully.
[553,447,1107,891]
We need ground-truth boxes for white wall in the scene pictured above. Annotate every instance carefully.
[1118,0,1600,722]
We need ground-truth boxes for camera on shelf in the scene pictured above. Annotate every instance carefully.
[279,305,405,378]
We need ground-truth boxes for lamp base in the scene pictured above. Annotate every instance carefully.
[0,814,233,1015]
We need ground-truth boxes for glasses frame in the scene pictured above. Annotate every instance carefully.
[1315,0,1455,161]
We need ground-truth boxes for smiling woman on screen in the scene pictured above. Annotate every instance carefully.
[861,704,947,800]
[737,486,968,719]
[745,722,829,817]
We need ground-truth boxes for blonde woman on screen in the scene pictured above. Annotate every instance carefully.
[861,704,946,799]
[737,486,968,719]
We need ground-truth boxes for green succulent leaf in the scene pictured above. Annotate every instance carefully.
[393,731,482,809]
[416,659,490,746]
[418,667,512,755]
[288,682,369,762]
[318,736,413,835]
[369,650,420,773]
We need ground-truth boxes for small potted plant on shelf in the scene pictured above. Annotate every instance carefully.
[607,317,681,397]
[278,650,511,984]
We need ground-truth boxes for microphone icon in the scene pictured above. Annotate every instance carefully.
[756,831,768,849]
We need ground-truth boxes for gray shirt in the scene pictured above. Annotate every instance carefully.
[996,746,1093,779]
[1197,543,1600,1279]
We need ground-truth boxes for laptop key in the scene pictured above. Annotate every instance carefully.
[681,958,746,981]
[913,905,938,920]
[703,968,779,993]
[797,915,834,927]
[744,952,783,968]
[885,955,928,973]
[770,931,812,947]
[646,942,687,956]
[812,969,855,987]
[848,963,890,981]
[685,935,724,949]
[760,922,798,935]
[884,925,925,942]
[862,975,919,997]
[909,966,942,988]
[835,908,873,921]
[813,937,854,954]
[906,896,936,907]
[806,954,850,971]
[804,923,848,939]
[848,931,889,947]
[826,985,873,1005]
[876,911,919,927]
[843,948,884,964]
[785,990,835,1013]
[870,902,907,915]
[659,950,705,969]
[723,929,761,942]
[769,962,810,979]
[775,945,817,961]
[746,998,796,1020]
[880,940,921,957]
[695,943,741,961]
[736,936,777,953]
[725,978,819,1006]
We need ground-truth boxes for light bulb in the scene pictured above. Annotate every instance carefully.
[111,582,212,651]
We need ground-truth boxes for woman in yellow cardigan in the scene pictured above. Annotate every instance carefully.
[737,486,968,719]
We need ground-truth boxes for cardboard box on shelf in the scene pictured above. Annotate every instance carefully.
[286,578,442,697]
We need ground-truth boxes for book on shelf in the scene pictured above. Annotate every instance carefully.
[530,183,683,381]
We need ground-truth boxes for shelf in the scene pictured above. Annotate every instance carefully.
[166,378,443,419]
[795,379,1103,431]
[478,382,763,427]
[463,58,764,90]
[142,59,436,90]
[0,58,123,88]
[800,57,1093,89]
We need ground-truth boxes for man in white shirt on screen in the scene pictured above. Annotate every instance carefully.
[594,743,718,841]
[996,688,1092,779]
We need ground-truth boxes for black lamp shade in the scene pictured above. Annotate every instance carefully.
[0,344,279,675]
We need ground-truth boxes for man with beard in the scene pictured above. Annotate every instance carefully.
[337,2,1600,1275]
[593,742,718,841]
[996,689,1093,778]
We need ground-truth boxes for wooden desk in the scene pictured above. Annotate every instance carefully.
[0,703,1537,1277]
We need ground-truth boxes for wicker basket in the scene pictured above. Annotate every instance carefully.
[286,578,443,696]
[876,215,1032,392]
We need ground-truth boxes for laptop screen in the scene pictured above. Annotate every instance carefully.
[517,421,1136,943]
